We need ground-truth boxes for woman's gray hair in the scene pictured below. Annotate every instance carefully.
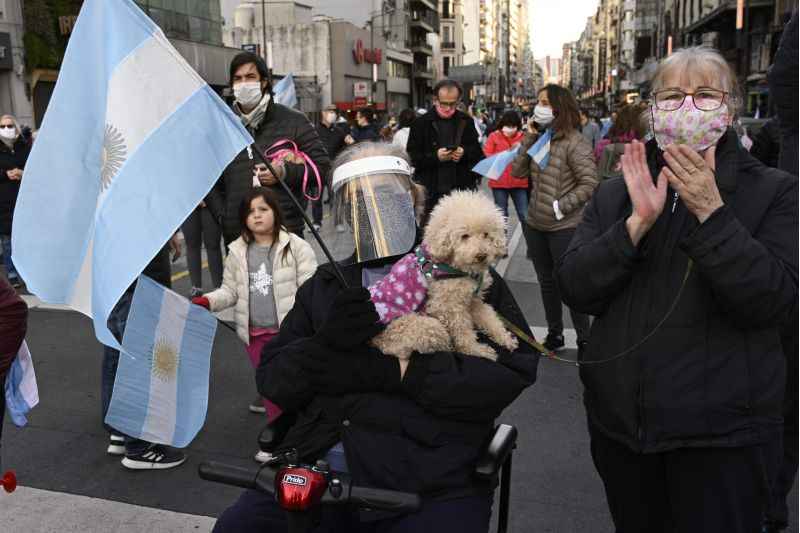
[330,141,427,223]
[650,46,741,116]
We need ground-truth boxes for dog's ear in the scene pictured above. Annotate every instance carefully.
[424,222,455,262]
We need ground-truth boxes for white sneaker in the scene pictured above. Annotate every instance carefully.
[249,395,266,414]
[107,435,125,456]
[254,450,275,464]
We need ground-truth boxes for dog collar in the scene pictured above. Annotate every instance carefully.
[414,245,483,292]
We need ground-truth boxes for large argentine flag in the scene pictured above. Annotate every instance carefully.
[11,0,252,348]
[105,276,217,447]
[472,146,520,180]
[4,341,39,427]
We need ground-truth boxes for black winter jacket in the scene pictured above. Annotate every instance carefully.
[315,123,347,165]
[215,101,329,241]
[0,138,30,235]
[406,110,483,195]
[350,123,381,143]
[557,131,798,453]
[257,259,539,500]
[768,13,798,175]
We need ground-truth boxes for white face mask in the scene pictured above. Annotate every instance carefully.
[233,81,263,109]
[533,104,554,125]
[501,126,518,137]
[0,127,16,140]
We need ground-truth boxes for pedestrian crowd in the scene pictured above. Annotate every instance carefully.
[0,20,797,533]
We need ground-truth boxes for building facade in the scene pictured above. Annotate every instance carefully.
[0,0,32,126]
[25,0,242,127]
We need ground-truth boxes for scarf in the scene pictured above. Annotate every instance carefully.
[236,92,271,132]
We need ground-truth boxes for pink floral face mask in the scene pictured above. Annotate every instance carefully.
[651,97,730,152]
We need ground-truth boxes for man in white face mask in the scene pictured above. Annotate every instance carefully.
[211,52,330,246]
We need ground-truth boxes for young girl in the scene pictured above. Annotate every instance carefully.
[192,188,317,423]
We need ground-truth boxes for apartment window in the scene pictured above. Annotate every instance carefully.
[443,25,451,43]
[443,56,451,76]
[388,59,412,79]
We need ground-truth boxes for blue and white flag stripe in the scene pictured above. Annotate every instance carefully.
[527,128,553,169]
[273,73,298,108]
[472,145,520,180]
[4,341,39,428]
[12,0,253,348]
[105,276,217,448]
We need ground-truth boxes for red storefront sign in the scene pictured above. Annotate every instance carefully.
[352,39,382,65]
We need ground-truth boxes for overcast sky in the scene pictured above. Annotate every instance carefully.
[529,0,598,59]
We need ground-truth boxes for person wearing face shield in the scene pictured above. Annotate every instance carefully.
[212,52,330,244]
[313,105,348,230]
[211,142,539,533]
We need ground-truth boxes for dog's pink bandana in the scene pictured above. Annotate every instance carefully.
[369,252,429,324]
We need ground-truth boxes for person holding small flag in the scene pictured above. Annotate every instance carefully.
[510,84,598,356]
[191,188,317,460]
[0,274,27,472]
[483,110,527,225]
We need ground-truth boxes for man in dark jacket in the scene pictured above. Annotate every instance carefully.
[215,52,329,243]
[347,107,381,144]
[0,118,31,288]
[212,144,539,533]
[557,131,798,532]
[406,80,484,220]
[313,105,347,229]
[0,274,27,473]
[765,12,799,532]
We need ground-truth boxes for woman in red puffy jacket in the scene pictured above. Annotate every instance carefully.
[483,110,528,222]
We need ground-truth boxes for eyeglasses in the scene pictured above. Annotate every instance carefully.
[0,125,14,129]
[435,101,459,109]
[653,88,727,112]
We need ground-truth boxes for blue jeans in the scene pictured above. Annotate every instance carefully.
[0,234,18,281]
[101,289,150,455]
[491,188,529,222]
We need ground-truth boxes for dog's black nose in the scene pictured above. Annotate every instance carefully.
[475,253,487,262]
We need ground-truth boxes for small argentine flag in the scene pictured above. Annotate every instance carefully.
[5,341,39,427]
[274,73,298,109]
[105,276,217,448]
[472,146,520,180]
[11,0,252,350]
[527,128,553,169]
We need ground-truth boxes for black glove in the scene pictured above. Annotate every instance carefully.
[314,287,382,351]
[298,342,401,395]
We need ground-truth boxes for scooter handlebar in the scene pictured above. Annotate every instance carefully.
[198,461,420,512]
[198,462,276,495]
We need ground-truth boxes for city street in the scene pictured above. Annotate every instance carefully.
[3,195,796,532]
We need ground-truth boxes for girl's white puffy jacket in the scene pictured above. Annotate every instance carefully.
[204,231,317,345]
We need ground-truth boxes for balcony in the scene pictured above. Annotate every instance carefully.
[413,65,434,79]
[411,10,440,33]
[441,41,456,50]
[411,0,438,11]
[410,39,433,55]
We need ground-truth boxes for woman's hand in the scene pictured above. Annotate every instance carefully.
[621,140,667,246]
[662,144,722,224]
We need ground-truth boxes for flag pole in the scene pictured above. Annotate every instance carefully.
[250,144,349,288]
